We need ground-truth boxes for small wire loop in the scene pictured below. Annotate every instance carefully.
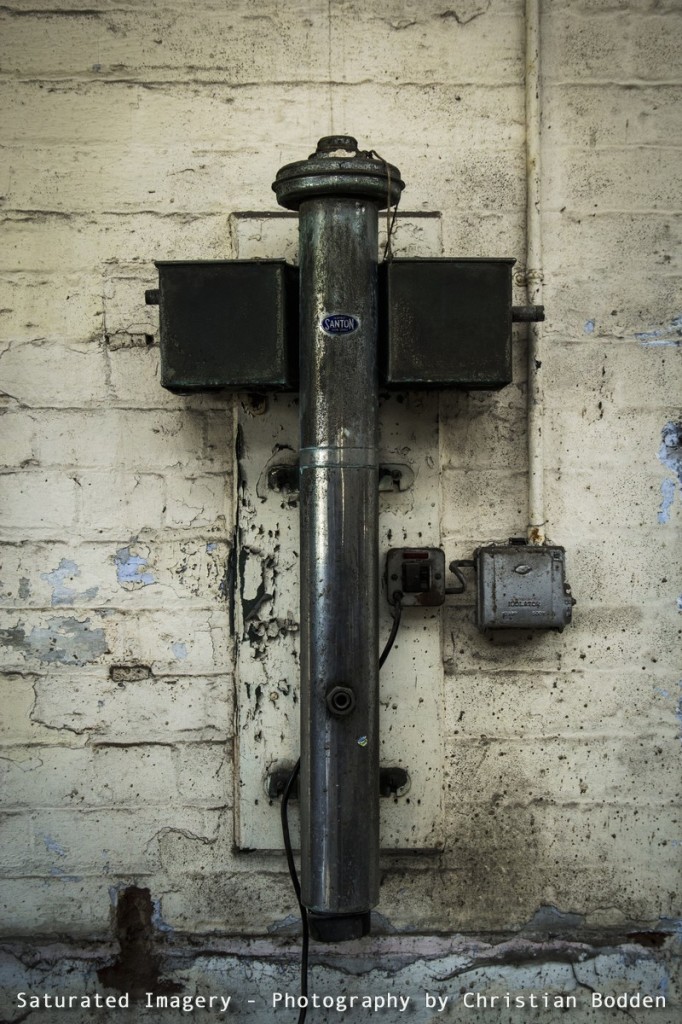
[369,148,401,262]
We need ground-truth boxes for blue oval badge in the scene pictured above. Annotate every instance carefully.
[321,313,360,335]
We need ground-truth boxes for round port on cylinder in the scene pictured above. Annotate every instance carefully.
[326,685,356,717]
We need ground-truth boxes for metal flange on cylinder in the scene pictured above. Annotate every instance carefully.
[273,137,404,942]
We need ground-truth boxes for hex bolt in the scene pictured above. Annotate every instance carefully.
[326,685,356,717]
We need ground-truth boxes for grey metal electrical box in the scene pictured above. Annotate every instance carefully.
[475,542,574,631]
[155,259,298,393]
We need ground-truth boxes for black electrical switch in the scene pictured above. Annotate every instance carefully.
[402,559,431,593]
[386,548,445,607]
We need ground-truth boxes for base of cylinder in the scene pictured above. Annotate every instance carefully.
[307,911,371,943]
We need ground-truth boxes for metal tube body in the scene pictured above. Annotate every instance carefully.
[298,197,380,922]
[525,0,546,545]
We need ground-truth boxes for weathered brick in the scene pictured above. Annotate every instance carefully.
[543,9,682,84]
[0,878,112,937]
[0,805,222,877]
[104,607,230,676]
[0,339,110,408]
[544,146,682,214]
[0,742,229,810]
[443,669,681,741]
[0,2,522,85]
[542,212,682,281]
[31,671,231,743]
[0,212,233,273]
[3,409,230,471]
[441,467,528,539]
[0,272,103,345]
[444,733,680,808]
[543,85,682,148]
[444,604,681,675]
[79,471,166,535]
[439,383,527,471]
[0,470,79,534]
[0,537,231,611]
[106,346,229,411]
[543,339,682,411]
[540,272,682,339]
[164,473,229,530]
[0,672,63,747]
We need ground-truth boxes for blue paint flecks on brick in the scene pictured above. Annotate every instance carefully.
[43,835,67,858]
[114,546,155,588]
[636,314,682,347]
[657,423,682,523]
[171,641,188,660]
[206,542,217,553]
[583,319,595,334]
[41,559,98,606]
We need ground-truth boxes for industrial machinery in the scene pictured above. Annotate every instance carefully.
[146,136,572,946]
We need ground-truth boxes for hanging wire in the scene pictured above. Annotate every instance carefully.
[379,592,403,668]
[369,149,401,261]
[281,759,308,1023]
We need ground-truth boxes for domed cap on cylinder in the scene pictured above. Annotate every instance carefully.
[272,136,404,210]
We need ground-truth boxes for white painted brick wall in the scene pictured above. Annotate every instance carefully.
[0,0,681,1015]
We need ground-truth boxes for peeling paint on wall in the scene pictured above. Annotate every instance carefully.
[41,558,98,605]
[114,544,155,588]
[636,315,682,348]
[658,422,682,524]
[0,616,107,665]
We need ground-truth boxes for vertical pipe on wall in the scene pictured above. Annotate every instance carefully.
[525,0,546,545]
[273,139,404,942]
[298,195,379,939]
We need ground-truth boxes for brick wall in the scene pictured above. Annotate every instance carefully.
[0,0,680,1017]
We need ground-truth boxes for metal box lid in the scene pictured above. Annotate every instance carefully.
[156,260,298,393]
[379,258,514,389]
[475,543,574,631]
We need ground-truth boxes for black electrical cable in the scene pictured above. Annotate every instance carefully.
[281,758,308,1023]
[379,592,403,669]
[282,596,404,1021]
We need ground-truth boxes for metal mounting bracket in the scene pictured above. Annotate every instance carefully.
[265,764,411,801]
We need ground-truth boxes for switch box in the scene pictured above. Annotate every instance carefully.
[386,548,446,607]
[379,258,514,389]
[155,259,298,392]
[475,542,574,631]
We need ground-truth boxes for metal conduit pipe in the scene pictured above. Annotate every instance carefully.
[525,0,546,546]
[273,137,404,943]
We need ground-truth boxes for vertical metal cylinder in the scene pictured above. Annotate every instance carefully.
[299,196,379,935]
[273,139,403,942]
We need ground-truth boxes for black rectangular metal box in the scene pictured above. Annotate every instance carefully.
[156,260,298,392]
[379,258,515,389]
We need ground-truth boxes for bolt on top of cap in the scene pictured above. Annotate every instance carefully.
[314,135,358,156]
[273,136,404,211]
